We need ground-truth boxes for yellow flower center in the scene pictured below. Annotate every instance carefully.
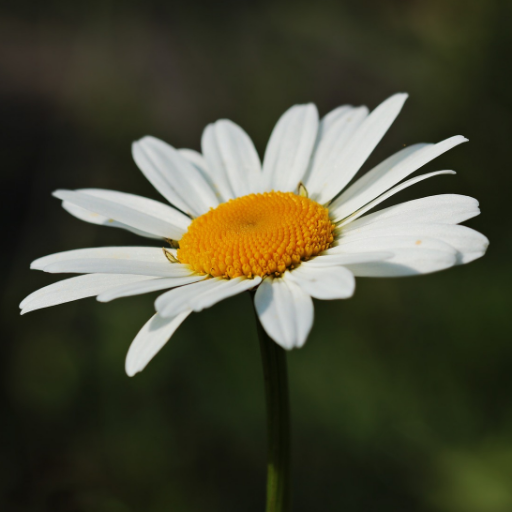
[177,191,335,278]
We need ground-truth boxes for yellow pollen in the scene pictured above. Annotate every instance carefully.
[177,191,335,278]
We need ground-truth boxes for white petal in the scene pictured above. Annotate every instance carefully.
[319,105,355,133]
[178,148,224,202]
[20,274,155,314]
[125,312,191,377]
[54,189,188,240]
[254,277,313,350]
[61,188,190,235]
[62,206,159,239]
[304,251,394,268]
[201,126,236,202]
[330,135,467,220]
[340,223,488,264]
[201,120,262,198]
[32,247,169,270]
[155,276,261,318]
[31,246,192,277]
[344,253,457,277]
[336,170,456,226]
[328,143,425,215]
[43,259,192,277]
[343,194,480,232]
[178,148,208,171]
[262,104,319,192]
[304,106,369,198]
[97,274,206,302]
[286,265,355,300]
[132,136,219,217]
[315,93,409,204]
[331,235,457,276]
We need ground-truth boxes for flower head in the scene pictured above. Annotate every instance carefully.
[178,191,335,278]
[20,93,488,375]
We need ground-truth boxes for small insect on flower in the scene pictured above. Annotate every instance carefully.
[20,94,488,376]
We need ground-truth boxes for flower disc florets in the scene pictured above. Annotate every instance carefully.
[177,191,335,278]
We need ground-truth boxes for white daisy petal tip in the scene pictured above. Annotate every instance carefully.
[124,311,192,377]
[376,92,409,116]
[254,277,314,350]
[19,274,160,314]
[30,262,43,271]
[388,91,409,105]
[131,139,143,160]
[134,135,158,147]
[52,189,66,200]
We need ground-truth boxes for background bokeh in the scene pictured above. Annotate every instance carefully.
[1,1,511,511]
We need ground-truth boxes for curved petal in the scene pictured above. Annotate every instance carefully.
[125,312,191,377]
[303,106,369,198]
[31,246,192,277]
[254,276,313,350]
[201,126,236,202]
[155,276,261,318]
[132,136,219,217]
[318,105,355,133]
[31,247,169,270]
[54,189,188,240]
[315,93,409,204]
[178,148,208,171]
[43,259,192,277]
[343,194,480,232]
[330,135,467,219]
[97,274,206,302]
[340,223,489,264]
[20,274,155,314]
[262,104,319,192]
[201,119,262,198]
[304,251,393,268]
[62,188,190,230]
[344,253,457,277]
[61,206,159,240]
[286,265,355,300]
[178,148,224,202]
[334,170,456,225]
[331,235,457,276]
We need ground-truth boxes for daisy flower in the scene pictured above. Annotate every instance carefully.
[20,93,488,376]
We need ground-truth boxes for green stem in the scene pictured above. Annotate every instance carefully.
[251,293,291,512]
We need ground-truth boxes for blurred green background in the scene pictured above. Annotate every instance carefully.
[1,1,511,511]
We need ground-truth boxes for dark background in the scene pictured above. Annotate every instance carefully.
[1,1,511,511]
